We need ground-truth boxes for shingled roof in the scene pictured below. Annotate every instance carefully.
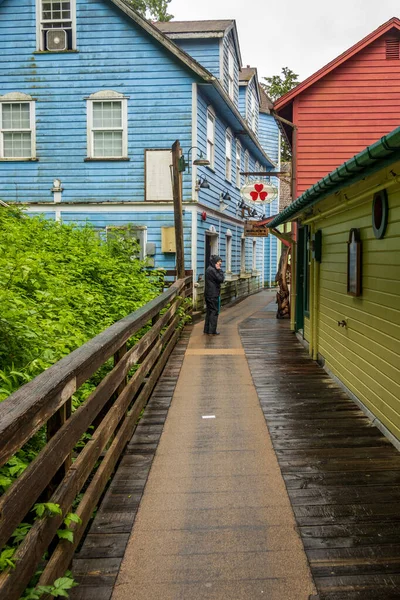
[155,20,234,36]
[259,86,273,114]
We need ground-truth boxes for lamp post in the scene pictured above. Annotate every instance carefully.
[171,140,185,280]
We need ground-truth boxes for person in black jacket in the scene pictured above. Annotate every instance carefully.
[204,255,224,335]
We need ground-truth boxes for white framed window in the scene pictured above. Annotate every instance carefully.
[87,91,128,159]
[206,107,215,169]
[106,225,147,261]
[235,141,241,188]
[225,129,232,181]
[244,150,249,180]
[252,240,257,271]
[226,230,232,273]
[228,50,235,100]
[241,237,246,273]
[249,93,257,132]
[0,93,36,160]
[37,0,76,51]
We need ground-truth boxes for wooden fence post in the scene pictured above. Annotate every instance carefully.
[171,140,185,280]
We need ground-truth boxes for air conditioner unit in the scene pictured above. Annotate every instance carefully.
[46,29,67,51]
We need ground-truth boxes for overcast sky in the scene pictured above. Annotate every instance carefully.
[169,0,399,82]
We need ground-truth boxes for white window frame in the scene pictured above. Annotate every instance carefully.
[225,128,232,181]
[252,240,257,271]
[226,230,232,273]
[0,93,36,160]
[87,90,128,160]
[228,50,235,100]
[241,237,246,273]
[235,141,241,188]
[36,0,77,51]
[250,93,256,131]
[255,161,260,174]
[206,106,215,169]
[106,225,147,261]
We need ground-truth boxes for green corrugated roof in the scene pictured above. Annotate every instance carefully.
[269,126,400,228]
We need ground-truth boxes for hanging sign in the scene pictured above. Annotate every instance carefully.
[244,223,269,237]
[241,180,278,205]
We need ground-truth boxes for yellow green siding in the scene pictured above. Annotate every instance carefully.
[304,316,311,342]
[309,162,400,440]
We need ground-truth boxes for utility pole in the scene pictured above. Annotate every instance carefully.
[171,140,185,280]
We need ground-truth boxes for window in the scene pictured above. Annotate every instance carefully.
[37,0,76,51]
[225,129,232,181]
[250,93,256,131]
[226,230,232,273]
[255,161,260,174]
[206,108,215,168]
[241,237,246,273]
[252,240,257,271]
[244,150,249,180]
[0,94,36,159]
[235,141,241,188]
[106,225,147,261]
[228,50,235,99]
[87,91,128,159]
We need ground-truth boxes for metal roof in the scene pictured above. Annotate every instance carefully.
[268,126,400,228]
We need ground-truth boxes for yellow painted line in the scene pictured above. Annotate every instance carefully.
[185,349,245,355]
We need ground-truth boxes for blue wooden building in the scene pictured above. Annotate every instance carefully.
[0,0,281,307]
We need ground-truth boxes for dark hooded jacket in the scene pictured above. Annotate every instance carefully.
[205,255,224,298]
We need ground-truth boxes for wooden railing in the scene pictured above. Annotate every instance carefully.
[0,276,192,600]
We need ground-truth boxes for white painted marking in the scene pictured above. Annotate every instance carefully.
[202,415,216,419]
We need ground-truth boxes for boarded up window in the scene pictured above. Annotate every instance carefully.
[386,39,400,60]
[145,149,173,202]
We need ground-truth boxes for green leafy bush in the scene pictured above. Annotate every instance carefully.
[0,208,162,401]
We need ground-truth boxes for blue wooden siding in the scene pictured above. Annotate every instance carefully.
[0,0,195,204]
[222,31,239,107]
[196,214,246,278]
[171,38,221,79]
[259,112,280,165]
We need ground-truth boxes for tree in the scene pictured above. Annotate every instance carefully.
[131,0,173,21]
[261,67,299,102]
[261,67,300,161]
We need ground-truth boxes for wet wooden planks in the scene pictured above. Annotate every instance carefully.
[69,327,192,600]
[240,310,400,600]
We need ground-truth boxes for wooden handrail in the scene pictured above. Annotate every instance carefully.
[0,275,192,600]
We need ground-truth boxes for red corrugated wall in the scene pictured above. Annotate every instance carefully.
[294,32,400,196]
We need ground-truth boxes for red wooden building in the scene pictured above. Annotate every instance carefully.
[274,17,400,197]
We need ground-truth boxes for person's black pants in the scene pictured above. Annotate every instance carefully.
[204,296,219,334]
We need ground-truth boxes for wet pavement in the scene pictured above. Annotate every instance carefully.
[111,291,316,600]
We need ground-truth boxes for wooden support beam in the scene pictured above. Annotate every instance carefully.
[171,141,185,281]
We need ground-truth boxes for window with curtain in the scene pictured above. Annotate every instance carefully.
[0,96,35,159]
[225,129,232,181]
[87,91,128,159]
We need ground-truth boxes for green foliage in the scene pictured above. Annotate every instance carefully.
[21,576,78,599]
[33,502,63,519]
[0,547,16,571]
[261,67,299,102]
[130,0,173,21]
[261,67,300,161]
[0,208,162,404]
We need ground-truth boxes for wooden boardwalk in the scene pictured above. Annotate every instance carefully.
[240,302,400,600]
[70,328,192,600]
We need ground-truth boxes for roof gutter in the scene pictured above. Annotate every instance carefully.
[268,126,400,228]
